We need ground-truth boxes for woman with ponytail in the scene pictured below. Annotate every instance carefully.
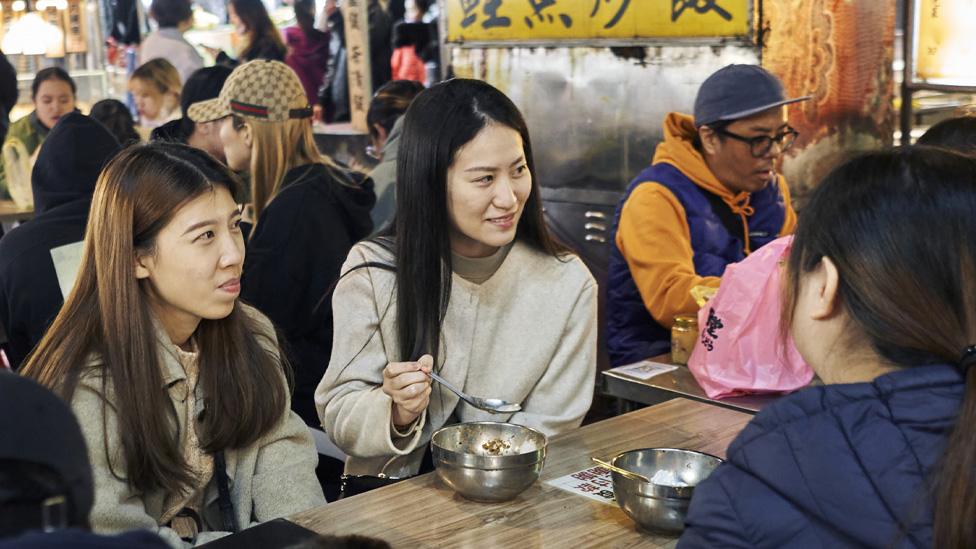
[680,146,976,548]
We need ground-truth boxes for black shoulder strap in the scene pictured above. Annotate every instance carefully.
[214,451,239,533]
[699,188,748,250]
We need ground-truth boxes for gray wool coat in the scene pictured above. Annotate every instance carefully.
[71,305,325,548]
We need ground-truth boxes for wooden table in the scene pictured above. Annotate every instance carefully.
[290,399,752,548]
[602,355,782,415]
[0,200,33,224]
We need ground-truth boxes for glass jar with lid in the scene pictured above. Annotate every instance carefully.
[671,314,699,365]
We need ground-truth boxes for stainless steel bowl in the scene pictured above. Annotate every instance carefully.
[610,448,723,534]
[431,422,548,502]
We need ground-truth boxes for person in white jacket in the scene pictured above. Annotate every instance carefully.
[316,78,598,479]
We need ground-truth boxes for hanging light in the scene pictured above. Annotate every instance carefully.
[2,3,65,57]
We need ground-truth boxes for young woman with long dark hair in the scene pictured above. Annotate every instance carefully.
[316,79,597,478]
[21,143,324,545]
[217,0,286,65]
[680,146,976,548]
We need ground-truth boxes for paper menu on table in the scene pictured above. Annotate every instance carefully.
[608,360,678,381]
[546,465,616,505]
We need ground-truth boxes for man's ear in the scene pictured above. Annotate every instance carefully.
[810,256,841,320]
[699,125,720,156]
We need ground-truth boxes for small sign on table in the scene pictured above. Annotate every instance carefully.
[546,465,616,505]
[608,360,678,381]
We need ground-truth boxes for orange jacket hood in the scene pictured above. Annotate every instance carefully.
[652,112,754,214]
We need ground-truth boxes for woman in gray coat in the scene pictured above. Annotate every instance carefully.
[21,143,325,547]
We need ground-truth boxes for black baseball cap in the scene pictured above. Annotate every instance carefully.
[0,372,92,524]
[693,64,811,127]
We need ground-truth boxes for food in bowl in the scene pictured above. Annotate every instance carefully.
[431,422,547,502]
[649,469,690,487]
[481,438,512,456]
[611,448,723,534]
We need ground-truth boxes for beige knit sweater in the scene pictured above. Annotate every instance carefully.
[316,239,598,477]
[71,305,325,548]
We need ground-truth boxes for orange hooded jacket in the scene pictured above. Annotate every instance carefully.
[614,113,797,329]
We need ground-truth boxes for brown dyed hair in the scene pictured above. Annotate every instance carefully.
[784,147,976,546]
[21,143,289,497]
[230,114,341,221]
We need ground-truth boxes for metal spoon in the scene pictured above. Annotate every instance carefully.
[427,371,522,414]
[591,457,650,483]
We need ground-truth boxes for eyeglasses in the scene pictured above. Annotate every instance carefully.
[713,126,799,158]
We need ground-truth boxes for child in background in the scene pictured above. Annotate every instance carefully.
[129,59,182,132]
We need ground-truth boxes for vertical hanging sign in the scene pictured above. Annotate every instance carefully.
[344,0,372,133]
[65,0,88,53]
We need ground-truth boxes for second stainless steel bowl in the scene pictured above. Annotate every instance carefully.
[611,448,723,534]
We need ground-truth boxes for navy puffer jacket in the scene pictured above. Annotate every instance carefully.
[679,364,965,548]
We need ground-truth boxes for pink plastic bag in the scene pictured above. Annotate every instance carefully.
[687,236,813,399]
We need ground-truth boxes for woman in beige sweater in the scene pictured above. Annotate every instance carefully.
[316,79,597,479]
[22,143,324,547]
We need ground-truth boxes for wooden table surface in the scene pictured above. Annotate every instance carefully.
[0,200,33,224]
[290,399,753,548]
[602,355,783,414]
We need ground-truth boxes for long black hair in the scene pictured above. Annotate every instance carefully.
[230,0,286,61]
[293,0,325,39]
[784,146,976,547]
[361,78,567,366]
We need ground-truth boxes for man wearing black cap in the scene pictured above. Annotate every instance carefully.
[607,64,806,366]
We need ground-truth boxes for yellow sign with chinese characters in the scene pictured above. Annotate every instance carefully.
[446,0,751,42]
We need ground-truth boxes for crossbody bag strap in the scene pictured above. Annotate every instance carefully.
[214,450,239,533]
[699,188,750,251]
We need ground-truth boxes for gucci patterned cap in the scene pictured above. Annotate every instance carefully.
[188,60,312,123]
